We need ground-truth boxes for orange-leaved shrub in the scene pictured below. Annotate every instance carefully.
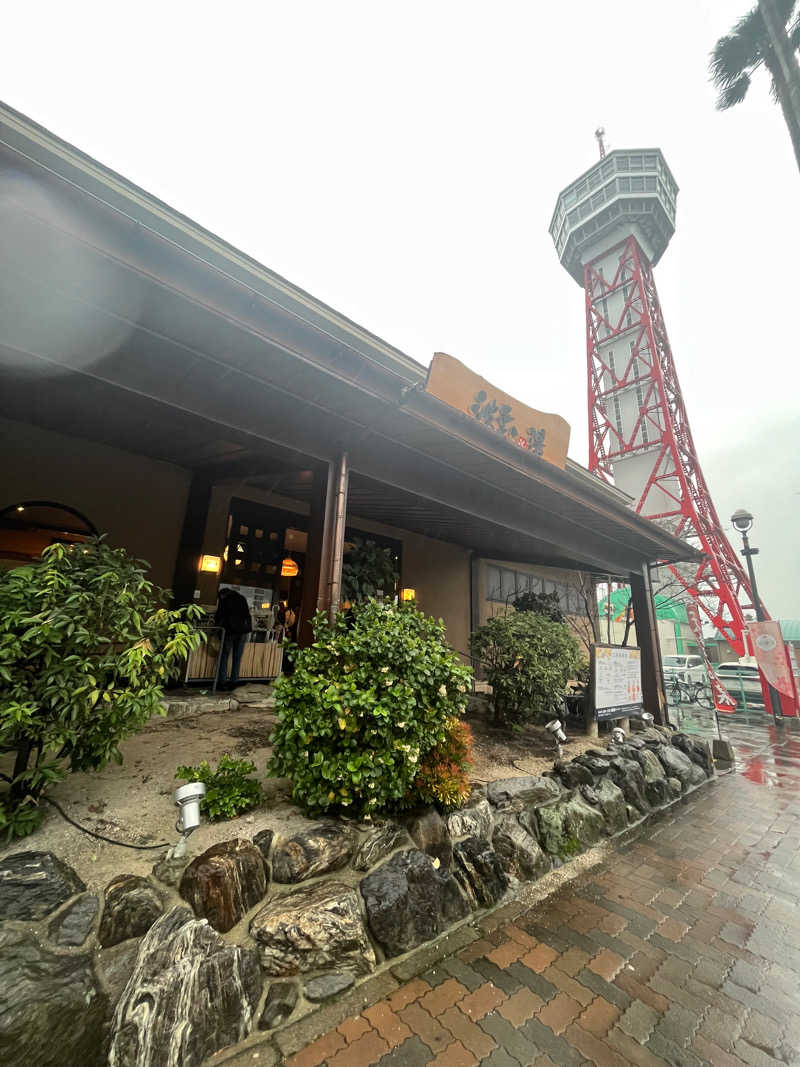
[411,717,474,810]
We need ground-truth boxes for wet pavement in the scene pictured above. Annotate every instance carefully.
[264,714,800,1067]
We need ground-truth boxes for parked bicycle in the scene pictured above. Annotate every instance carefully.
[667,676,714,709]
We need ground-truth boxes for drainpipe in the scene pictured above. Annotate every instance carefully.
[327,452,349,625]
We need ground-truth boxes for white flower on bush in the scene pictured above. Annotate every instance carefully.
[380,666,390,673]
[438,684,448,697]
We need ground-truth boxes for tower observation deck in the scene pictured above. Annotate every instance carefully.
[549,147,792,717]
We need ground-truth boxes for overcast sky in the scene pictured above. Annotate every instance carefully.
[4,1,799,617]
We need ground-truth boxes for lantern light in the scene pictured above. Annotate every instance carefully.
[199,554,222,573]
[281,557,300,578]
[401,588,416,602]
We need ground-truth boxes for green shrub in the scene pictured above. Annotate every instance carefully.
[469,611,582,726]
[511,588,565,622]
[268,601,472,815]
[409,717,474,810]
[175,754,262,820]
[341,538,399,603]
[0,538,202,835]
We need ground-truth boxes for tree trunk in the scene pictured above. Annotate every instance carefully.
[621,599,635,647]
[760,0,800,173]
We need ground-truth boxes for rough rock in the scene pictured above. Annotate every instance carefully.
[0,850,85,921]
[251,881,375,976]
[451,836,509,909]
[487,775,562,808]
[492,812,551,882]
[574,753,611,776]
[635,748,667,782]
[607,757,650,815]
[656,744,697,789]
[621,735,646,750]
[672,734,715,777]
[47,891,99,946]
[151,854,188,888]
[271,822,357,883]
[585,777,627,834]
[554,760,594,789]
[536,795,606,857]
[666,777,683,798]
[253,828,274,861]
[640,727,672,745]
[99,875,164,948]
[96,937,143,1011]
[179,839,267,933]
[398,807,453,869]
[353,822,411,871]
[108,906,261,1067]
[446,798,494,841]
[360,849,470,958]
[645,779,674,807]
[304,972,355,1002]
[687,762,709,787]
[258,981,298,1029]
[0,926,107,1067]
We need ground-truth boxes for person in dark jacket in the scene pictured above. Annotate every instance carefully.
[214,587,252,690]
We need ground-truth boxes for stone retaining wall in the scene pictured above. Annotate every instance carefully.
[0,727,717,1067]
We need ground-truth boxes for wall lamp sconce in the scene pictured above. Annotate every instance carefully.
[199,554,222,574]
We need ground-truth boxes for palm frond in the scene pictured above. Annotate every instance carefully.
[717,72,752,110]
[709,9,765,87]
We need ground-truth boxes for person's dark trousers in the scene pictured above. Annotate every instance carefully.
[219,633,247,688]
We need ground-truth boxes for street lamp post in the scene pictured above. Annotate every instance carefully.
[730,509,784,723]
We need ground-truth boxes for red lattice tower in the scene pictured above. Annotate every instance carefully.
[550,148,793,713]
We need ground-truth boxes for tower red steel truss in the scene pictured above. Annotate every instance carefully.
[585,235,755,656]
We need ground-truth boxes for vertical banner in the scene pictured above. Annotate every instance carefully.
[748,622,798,699]
[684,601,737,714]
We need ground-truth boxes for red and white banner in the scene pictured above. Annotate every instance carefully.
[684,601,737,713]
[748,621,796,698]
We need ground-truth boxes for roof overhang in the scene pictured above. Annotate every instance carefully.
[0,103,701,580]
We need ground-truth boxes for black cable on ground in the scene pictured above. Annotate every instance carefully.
[42,796,169,850]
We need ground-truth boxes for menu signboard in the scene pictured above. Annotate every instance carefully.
[592,644,643,721]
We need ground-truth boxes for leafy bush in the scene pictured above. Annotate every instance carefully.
[470,611,582,726]
[0,538,202,834]
[512,588,565,623]
[268,601,472,815]
[410,717,473,810]
[342,538,399,603]
[175,754,262,820]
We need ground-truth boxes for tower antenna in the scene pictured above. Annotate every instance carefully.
[595,127,607,159]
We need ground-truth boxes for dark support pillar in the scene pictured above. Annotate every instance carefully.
[171,472,213,606]
[630,564,667,724]
[327,452,349,624]
[469,554,482,635]
[298,464,336,647]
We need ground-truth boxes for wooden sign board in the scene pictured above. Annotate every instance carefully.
[425,352,570,469]
[591,643,643,722]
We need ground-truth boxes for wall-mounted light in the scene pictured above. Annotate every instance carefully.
[401,588,416,602]
[199,554,222,574]
[281,556,300,577]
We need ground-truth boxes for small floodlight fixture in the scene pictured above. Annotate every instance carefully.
[545,718,567,760]
[167,782,206,859]
[610,726,626,744]
[641,712,654,726]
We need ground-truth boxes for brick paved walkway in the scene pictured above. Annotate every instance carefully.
[280,720,800,1067]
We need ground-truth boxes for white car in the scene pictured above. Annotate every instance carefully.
[715,661,764,703]
[662,654,706,685]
